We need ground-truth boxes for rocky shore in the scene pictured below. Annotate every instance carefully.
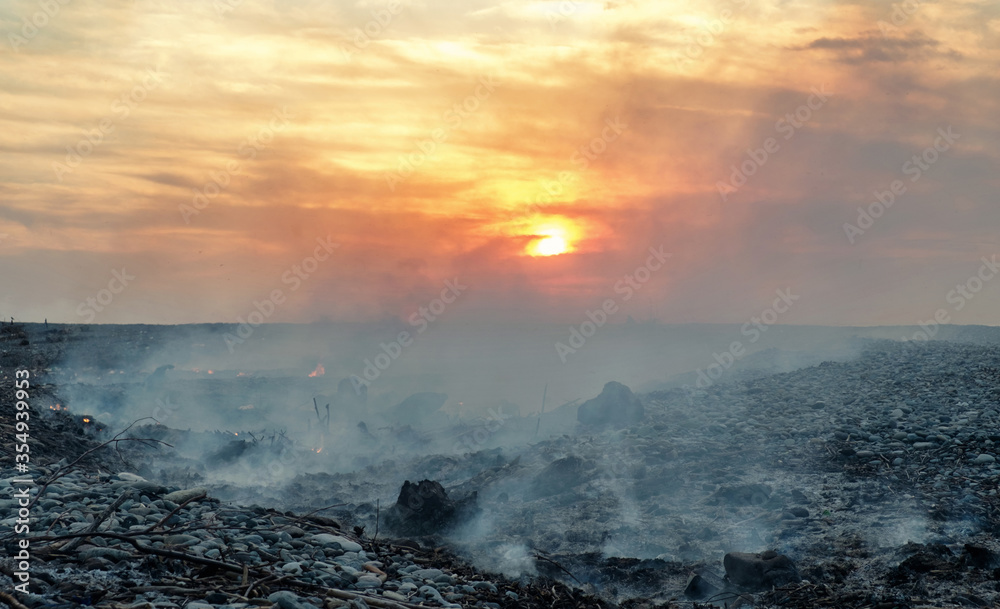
[4,324,1000,608]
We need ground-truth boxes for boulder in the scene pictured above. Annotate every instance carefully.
[577,381,644,427]
[684,567,728,600]
[382,479,479,536]
[526,456,595,499]
[724,550,800,591]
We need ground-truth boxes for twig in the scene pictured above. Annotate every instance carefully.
[33,531,244,573]
[0,590,31,609]
[61,488,135,552]
[26,418,172,511]
[244,573,283,598]
[140,490,207,533]
[273,502,347,532]
[324,588,430,609]
[532,552,581,585]
[373,498,380,545]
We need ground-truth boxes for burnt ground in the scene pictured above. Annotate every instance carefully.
[3,323,1000,608]
[204,339,1000,608]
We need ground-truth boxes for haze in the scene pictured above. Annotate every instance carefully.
[0,0,997,329]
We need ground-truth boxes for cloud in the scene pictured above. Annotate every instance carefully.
[797,33,953,64]
[0,0,998,325]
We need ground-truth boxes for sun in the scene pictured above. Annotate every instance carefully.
[526,223,575,257]
[497,215,580,257]
[531,234,568,256]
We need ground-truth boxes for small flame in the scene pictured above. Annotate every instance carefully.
[207,370,214,375]
[308,363,325,377]
[315,447,323,453]
[83,418,90,423]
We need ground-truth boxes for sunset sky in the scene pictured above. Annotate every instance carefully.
[1,0,998,326]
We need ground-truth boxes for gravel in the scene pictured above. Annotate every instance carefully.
[5,333,1000,608]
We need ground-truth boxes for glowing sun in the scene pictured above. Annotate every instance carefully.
[526,223,575,257]
[531,234,568,256]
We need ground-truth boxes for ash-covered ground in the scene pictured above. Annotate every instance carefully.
[4,322,1000,608]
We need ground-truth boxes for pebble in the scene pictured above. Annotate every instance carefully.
[310,533,362,552]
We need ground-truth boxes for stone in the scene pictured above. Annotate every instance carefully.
[683,569,727,600]
[309,534,362,553]
[724,550,800,591]
[354,574,383,588]
[963,544,1000,569]
[164,534,200,546]
[268,591,320,609]
[162,487,207,503]
[577,381,644,427]
[382,480,480,536]
[973,454,995,464]
[526,456,595,499]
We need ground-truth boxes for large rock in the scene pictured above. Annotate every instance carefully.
[724,550,800,591]
[382,479,479,536]
[526,455,595,499]
[577,381,644,427]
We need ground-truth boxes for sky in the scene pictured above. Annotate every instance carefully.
[1,0,998,327]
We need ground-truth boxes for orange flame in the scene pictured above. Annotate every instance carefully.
[83,418,90,423]
[308,363,325,377]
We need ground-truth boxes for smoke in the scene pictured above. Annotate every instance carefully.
[35,321,907,575]
[494,544,538,578]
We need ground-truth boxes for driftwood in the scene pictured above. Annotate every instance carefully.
[32,529,447,609]
[140,489,207,534]
[61,488,136,552]
[0,590,31,609]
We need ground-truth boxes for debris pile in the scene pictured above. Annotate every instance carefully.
[0,469,614,609]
